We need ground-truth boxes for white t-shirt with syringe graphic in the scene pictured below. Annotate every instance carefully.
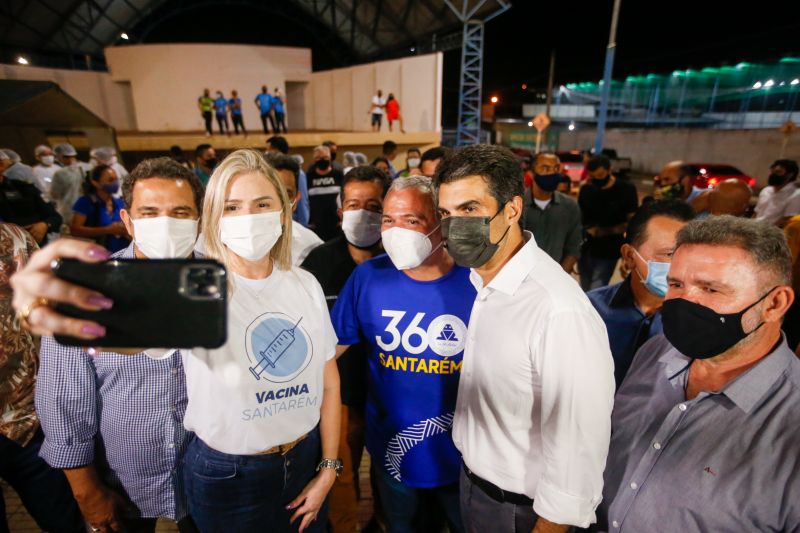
[183,267,337,455]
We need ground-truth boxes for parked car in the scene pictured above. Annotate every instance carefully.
[686,163,756,189]
[556,151,585,183]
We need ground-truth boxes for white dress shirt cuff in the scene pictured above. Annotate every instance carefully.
[533,478,600,528]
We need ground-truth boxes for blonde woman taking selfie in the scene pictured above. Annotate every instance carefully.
[182,149,341,532]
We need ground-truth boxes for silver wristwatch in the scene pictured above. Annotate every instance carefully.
[316,458,344,477]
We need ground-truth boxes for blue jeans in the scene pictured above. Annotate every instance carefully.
[459,468,537,533]
[0,429,84,533]
[373,464,464,533]
[183,428,327,533]
[579,254,618,291]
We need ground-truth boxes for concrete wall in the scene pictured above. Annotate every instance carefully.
[105,43,312,132]
[0,63,136,130]
[556,127,800,186]
[305,53,443,132]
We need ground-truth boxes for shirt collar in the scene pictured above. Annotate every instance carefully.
[609,277,635,308]
[470,231,538,296]
[529,191,560,207]
[116,243,136,259]
[659,336,796,414]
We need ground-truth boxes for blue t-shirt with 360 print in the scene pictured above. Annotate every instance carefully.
[332,254,475,488]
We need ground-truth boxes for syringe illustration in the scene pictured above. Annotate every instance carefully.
[249,317,304,380]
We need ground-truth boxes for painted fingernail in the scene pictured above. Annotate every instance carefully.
[285,504,293,510]
[86,295,113,309]
[86,247,111,260]
[81,324,106,337]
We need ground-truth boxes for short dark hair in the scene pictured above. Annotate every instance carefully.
[84,164,112,195]
[407,147,421,156]
[382,141,398,155]
[195,144,212,158]
[264,152,300,188]
[372,156,390,168]
[342,166,390,200]
[772,159,799,181]
[267,136,289,154]
[434,144,523,208]
[586,155,611,172]
[123,157,204,213]
[626,199,695,247]
[420,146,449,165]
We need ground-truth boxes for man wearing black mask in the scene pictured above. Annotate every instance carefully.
[598,216,799,531]
[754,158,799,227]
[578,155,638,290]
[308,144,345,240]
[521,152,582,273]
[322,140,344,172]
[193,143,217,187]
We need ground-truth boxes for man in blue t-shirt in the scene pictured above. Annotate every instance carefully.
[228,89,246,136]
[272,88,288,133]
[332,175,473,533]
[254,85,276,134]
[212,91,229,135]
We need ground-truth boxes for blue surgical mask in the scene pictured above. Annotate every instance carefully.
[634,249,670,298]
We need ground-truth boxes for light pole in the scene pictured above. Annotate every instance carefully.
[594,0,622,154]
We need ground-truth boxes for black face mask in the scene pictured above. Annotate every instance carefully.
[533,173,563,193]
[661,288,776,360]
[591,175,610,188]
[441,207,511,268]
[203,158,217,169]
[316,159,331,171]
[767,173,788,187]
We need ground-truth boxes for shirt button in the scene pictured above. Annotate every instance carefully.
[612,520,620,528]
[678,403,687,411]
[168,443,175,449]
[172,368,178,375]
[630,482,638,490]
[653,442,661,450]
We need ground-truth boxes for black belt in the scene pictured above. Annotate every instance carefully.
[463,464,534,506]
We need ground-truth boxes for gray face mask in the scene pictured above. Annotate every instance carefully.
[441,207,510,268]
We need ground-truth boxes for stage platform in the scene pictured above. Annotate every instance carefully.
[114,130,441,153]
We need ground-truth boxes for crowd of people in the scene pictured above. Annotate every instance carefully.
[1,136,799,533]
[197,86,288,137]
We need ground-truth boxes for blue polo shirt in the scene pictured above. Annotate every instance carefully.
[332,256,475,488]
[213,97,227,116]
[273,95,285,114]
[229,97,242,116]
[256,93,273,114]
[587,278,663,389]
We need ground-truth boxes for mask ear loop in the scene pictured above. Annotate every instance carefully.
[632,248,650,284]
[740,286,780,336]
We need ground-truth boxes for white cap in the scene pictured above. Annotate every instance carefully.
[34,144,52,157]
[1,149,20,163]
[90,146,116,164]
[54,143,78,157]
[0,150,10,160]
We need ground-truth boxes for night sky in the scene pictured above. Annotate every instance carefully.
[134,0,799,126]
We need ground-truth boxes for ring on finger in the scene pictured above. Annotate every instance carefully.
[16,297,50,330]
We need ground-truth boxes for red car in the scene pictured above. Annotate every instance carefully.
[556,151,586,183]
[686,163,756,189]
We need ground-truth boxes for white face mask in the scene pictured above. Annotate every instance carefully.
[342,209,382,248]
[40,155,55,166]
[220,211,282,261]
[132,216,199,259]
[381,226,441,270]
[407,158,421,169]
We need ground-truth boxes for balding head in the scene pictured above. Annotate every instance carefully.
[709,179,752,217]
[656,160,694,200]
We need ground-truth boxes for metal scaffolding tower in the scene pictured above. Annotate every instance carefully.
[445,0,511,146]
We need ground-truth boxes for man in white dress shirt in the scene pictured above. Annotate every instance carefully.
[434,144,615,533]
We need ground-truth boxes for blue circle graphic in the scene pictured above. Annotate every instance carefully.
[250,317,309,378]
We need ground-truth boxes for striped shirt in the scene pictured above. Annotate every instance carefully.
[35,243,190,520]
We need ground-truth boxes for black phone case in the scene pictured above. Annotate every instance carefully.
[52,258,228,348]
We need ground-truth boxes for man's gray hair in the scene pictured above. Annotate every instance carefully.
[388,175,438,213]
[675,215,792,287]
